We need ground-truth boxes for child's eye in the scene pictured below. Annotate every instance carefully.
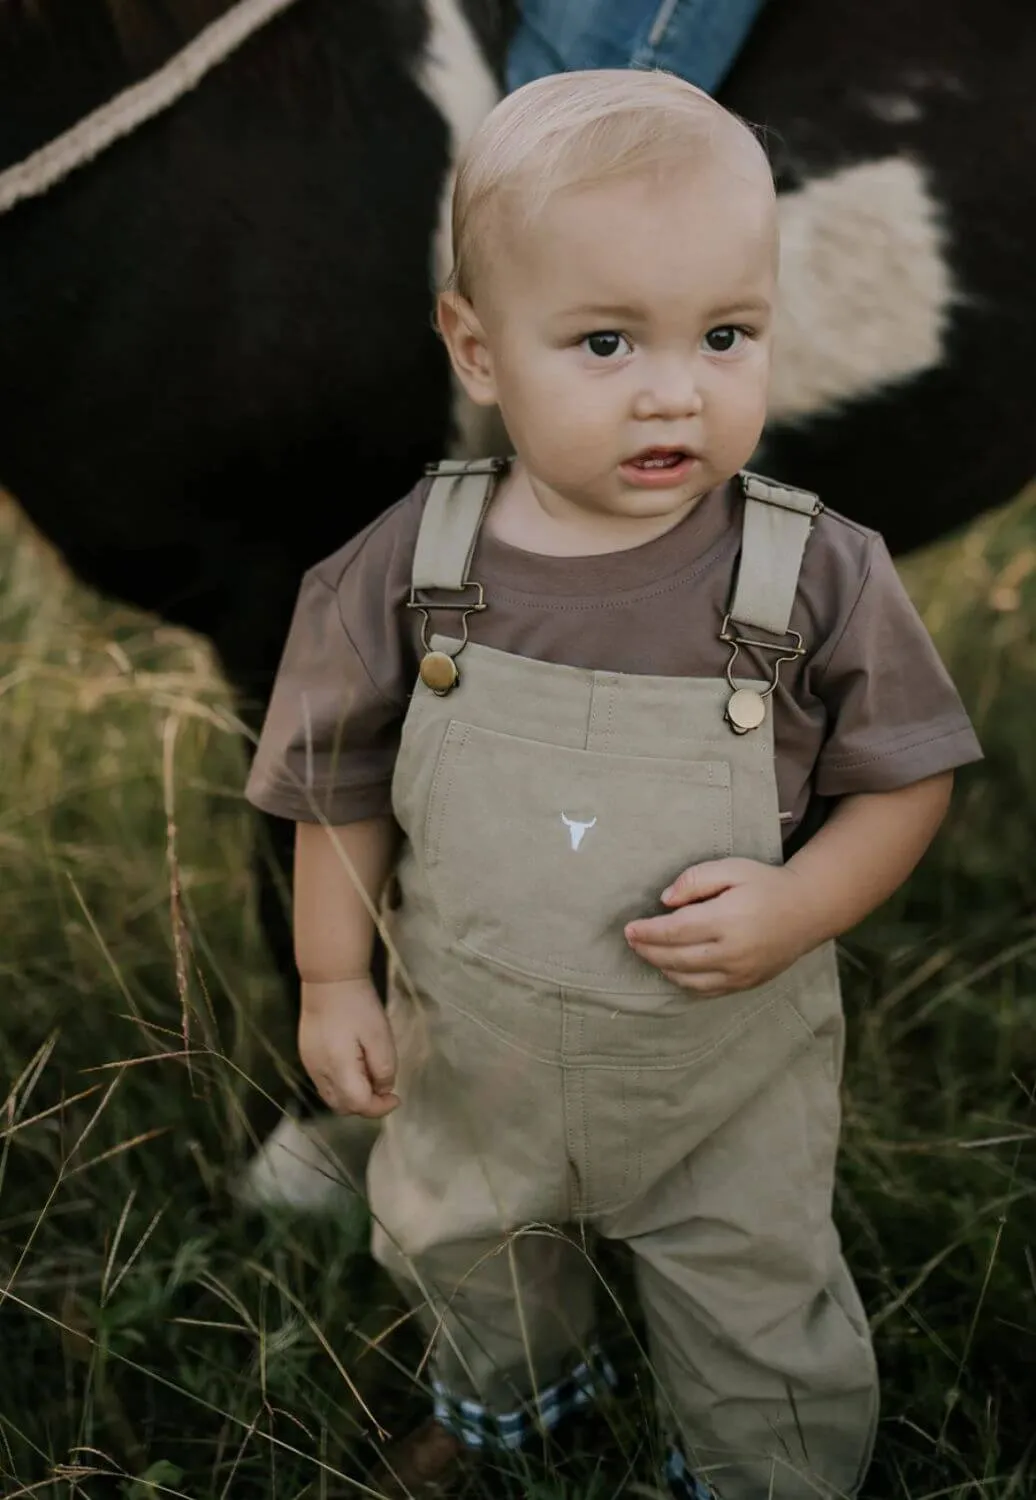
[581,331,633,359]
[703,325,748,353]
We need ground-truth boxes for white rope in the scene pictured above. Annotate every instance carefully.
[0,0,307,216]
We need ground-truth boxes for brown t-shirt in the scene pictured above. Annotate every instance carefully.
[246,475,982,843]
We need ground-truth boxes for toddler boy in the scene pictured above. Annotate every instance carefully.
[247,69,981,1500]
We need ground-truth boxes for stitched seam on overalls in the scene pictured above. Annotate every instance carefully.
[423,720,471,862]
[562,1002,590,1221]
[572,992,802,1069]
[444,987,793,1071]
[619,1068,642,1202]
[430,636,768,700]
[778,994,821,1045]
[430,711,738,778]
[586,676,602,752]
[457,928,699,982]
[770,950,842,1046]
[716,777,734,866]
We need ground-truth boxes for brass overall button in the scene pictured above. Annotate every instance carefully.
[725,687,766,734]
[419,650,459,695]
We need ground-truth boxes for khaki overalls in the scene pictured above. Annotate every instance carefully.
[368,462,879,1500]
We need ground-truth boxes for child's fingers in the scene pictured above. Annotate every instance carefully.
[330,1049,379,1115]
[323,1063,399,1119]
[325,1089,398,1119]
[361,1092,400,1118]
[362,1028,398,1095]
[628,938,720,974]
[661,858,746,906]
[625,906,719,946]
[661,970,731,996]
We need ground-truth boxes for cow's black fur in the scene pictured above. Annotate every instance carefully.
[1,0,509,710]
[727,0,1036,554]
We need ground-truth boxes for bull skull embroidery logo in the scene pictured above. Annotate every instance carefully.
[560,813,597,851]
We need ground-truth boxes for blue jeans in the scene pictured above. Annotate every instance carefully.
[506,0,768,96]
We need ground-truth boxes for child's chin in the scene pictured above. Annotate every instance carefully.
[612,485,700,517]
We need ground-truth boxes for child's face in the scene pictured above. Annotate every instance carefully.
[448,161,777,528]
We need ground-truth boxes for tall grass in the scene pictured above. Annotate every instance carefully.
[0,489,1033,1498]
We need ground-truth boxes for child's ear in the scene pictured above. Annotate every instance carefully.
[436,292,498,407]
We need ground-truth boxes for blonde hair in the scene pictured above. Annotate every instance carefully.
[448,68,770,301]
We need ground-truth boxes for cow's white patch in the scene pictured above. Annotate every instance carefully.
[768,156,955,424]
[861,92,923,124]
[413,0,501,459]
[901,68,969,98]
[234,1112,379,1212]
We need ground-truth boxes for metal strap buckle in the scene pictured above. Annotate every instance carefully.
[406,581,486,656]
[423,458,508,476]
[719,612,806,702]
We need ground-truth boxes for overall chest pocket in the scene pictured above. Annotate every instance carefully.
[420,720,733,994]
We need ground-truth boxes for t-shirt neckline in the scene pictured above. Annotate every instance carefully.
[472,477,740,600]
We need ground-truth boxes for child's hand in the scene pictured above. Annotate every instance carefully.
[624,859,814,997]
[298,977,400,1118]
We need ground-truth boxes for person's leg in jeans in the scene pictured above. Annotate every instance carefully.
[507,0,770,95]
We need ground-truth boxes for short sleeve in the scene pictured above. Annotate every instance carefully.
[813,535,982,796]
[244,567,406,825]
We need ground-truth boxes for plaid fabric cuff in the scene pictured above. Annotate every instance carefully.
[432,1348,618,1451]
[665,1445,717,1500]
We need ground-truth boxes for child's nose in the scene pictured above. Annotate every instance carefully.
[633,359,704,420]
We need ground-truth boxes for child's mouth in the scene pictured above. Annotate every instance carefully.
[621,448,699,486]
[630,449,688,469]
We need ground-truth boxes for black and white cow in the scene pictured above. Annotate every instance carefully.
[2,0,1033,1204]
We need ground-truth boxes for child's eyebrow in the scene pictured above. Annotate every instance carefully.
[552,296,773,325]
[554,302,647,323]
[707,298,772,320]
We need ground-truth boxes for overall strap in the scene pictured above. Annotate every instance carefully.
[411,458,507,593]
[728,471,822,636]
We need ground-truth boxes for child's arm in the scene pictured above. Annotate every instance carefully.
[294,817,402,1116]
[624,772,952,995]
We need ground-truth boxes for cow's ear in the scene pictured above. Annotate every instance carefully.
[436,292,498,407]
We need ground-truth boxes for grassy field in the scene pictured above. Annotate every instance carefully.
[1,488,1034,1500]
